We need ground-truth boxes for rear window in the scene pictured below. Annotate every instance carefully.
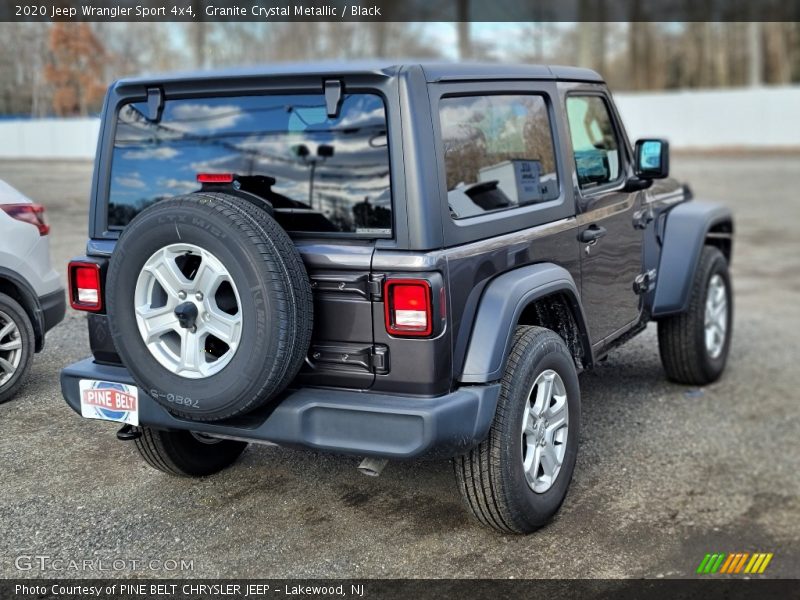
[107,92,392,236]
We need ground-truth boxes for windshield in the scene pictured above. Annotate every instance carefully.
[107,92,392,236]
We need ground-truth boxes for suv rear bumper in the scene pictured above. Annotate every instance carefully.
[40,288,66,334]
[61,358,501,459]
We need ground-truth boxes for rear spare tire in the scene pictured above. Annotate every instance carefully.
[106,193,313,421]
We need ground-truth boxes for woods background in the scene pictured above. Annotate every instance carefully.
[0,21,799,117]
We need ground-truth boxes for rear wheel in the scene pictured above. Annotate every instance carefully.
[455,326,580,534]
[658,246,732,385]
[133,426,247,477]
[0,293,34,404]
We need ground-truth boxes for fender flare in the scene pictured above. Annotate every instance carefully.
[0,266,44,351]
[459,263,592,383]
[652,201,733,317]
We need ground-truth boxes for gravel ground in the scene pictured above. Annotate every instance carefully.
[0,156,798,579]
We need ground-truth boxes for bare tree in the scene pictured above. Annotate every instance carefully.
[748,22,763,86]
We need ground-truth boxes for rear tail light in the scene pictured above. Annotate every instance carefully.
[68,261,102,312]
[1,203,50,236]
[384,279,433,337]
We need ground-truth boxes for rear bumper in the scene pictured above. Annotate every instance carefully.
[40,288,66,334]
[60,358,501,459]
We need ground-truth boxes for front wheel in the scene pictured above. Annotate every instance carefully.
[658,246,733,385]
[133,426,247,477]
[455,326,581,534]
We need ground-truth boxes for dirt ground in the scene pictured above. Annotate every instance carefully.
[0,155,798,579]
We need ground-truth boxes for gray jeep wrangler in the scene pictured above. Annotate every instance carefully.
[61,62,733,533]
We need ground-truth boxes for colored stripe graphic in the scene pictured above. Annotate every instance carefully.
[719,554,736,574]
[710,553,726,573]
[734,553,749,573]
[758,553,773,573]
[697,554,712,574]
[698,552,773,575]
[744,554,760,573]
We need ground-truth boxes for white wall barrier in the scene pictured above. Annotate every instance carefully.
[0,118,100,159]
[613,86,800,149]
[0,86,798,158]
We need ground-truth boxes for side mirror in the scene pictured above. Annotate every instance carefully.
[635,139,669,179]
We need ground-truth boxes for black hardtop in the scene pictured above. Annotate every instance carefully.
[111,60,604,88]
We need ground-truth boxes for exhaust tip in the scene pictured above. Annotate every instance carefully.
[357,457,388,477]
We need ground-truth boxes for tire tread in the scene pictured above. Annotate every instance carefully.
[133,426,246,477]
[658,246,731,385]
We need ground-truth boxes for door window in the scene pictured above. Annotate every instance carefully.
[566,96,621,189]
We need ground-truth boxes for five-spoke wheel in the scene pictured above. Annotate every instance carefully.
[134,243,242,379]
[521,369,569,493]
[704,273,728,360]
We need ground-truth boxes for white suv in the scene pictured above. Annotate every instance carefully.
[0,179,65,402]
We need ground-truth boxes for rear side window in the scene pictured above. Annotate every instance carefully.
[108,93,391,236]
[439,94,559,220]
[566,95,621,189]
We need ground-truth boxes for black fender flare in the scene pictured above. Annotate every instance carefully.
[652,201,733,317]
[459,263,592,383]
[0,267,44,351]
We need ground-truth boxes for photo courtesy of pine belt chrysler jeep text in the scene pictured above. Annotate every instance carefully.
[60,62,734,533]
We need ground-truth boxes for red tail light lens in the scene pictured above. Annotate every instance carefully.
[197,173,234,184]
[384,279,432,337]
[68,262,102,312]
[1,203,49,236]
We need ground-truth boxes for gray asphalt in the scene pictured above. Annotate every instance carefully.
[0,156,798,579]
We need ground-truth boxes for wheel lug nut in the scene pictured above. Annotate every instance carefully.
[195,292,204,301]
[178,291,187,300]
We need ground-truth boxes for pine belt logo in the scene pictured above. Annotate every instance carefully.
[79,379,139,426]
[696,552,774,575]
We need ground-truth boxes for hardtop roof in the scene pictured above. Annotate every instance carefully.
[113,60,604,87]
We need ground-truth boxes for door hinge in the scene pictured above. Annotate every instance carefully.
[370,345,389,374]
[307,344,389,374]
[633,206,655,230]
[368,274,385,300]
[633,268,657,295]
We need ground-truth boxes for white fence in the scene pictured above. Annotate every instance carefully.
[0,118,100,159]
[613,86,800,149]
[0,86,798,159]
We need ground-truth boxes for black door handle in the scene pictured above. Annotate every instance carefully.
[579,225,607,244]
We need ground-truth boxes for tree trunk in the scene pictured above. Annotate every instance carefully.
[191,0,207,69]
[748,22,763,86]
[456,0,471,59]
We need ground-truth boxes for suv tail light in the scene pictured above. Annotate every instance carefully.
[68,261,102,312]
[1,203,50,236]
[384,279,433,337]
